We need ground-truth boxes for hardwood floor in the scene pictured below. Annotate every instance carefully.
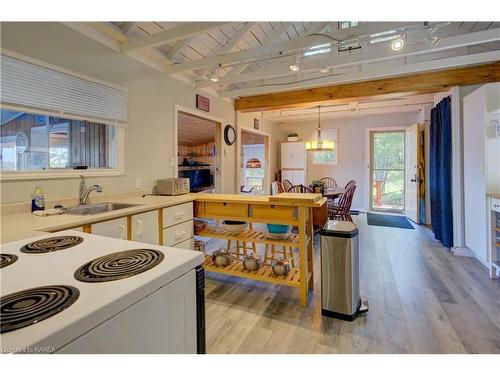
[203,215,500,353]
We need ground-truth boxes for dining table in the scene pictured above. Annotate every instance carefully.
[323,187,346,199]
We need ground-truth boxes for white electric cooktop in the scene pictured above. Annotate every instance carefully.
[0,230,204,353]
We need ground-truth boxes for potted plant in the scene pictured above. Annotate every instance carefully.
[311,180,326,194]
[287,131,298,142]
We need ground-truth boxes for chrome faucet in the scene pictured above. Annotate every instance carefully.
[79,175,103,205]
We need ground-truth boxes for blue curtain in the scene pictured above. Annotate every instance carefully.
[429,97,453,248]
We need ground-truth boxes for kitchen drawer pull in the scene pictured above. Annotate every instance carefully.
[174,231,186,240]
[174,212,184,220]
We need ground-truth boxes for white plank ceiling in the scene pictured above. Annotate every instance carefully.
[75,21,499,103]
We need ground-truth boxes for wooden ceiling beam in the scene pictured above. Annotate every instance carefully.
[234,61,500,112]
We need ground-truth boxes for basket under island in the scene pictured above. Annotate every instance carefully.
[194,193,327,307]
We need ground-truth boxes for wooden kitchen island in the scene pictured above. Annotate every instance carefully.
[194,193,326,307]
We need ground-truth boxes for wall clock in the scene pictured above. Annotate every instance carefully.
[224,124,236,146]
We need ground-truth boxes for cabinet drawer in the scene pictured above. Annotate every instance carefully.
[162,220,193,246]
[202,202,248,218]
[162,202,193,228]
[252,204,296,221]
[171,237,194,251]
[492,198,500,213]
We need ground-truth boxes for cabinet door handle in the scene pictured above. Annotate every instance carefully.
[119,224,125,240]
[174,231,186,241]
[174,212,184,220]
[136,220,142,238]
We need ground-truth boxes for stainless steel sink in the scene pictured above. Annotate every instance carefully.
[65,202,141,215]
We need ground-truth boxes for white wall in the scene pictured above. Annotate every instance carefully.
[278,112,419,211]
[0,23,236,204]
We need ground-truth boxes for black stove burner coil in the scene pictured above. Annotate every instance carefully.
[0,285,79,334]
[20,236,84,254]
[74,249,164,282]
[0,254,18,269]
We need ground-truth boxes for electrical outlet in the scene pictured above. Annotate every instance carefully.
[135,177,142,190]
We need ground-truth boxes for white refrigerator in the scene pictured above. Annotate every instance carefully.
[281,141,307,187]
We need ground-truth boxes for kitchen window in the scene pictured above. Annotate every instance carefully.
[1,110,119,173]
[0,52,127,180]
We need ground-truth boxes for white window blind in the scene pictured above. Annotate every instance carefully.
[1,55,127,125]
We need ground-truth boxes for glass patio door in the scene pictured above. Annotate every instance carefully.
[369,130,405,212]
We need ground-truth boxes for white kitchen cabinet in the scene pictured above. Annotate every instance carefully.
[281,169,306,187]
[162,220,194,247]
[91,218,127,240]
[162,202,193,228]
[172,237,195,250]
[132,210,159,245]
[281,142,306,169]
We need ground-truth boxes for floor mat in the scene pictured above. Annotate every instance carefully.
[366,213,415,229]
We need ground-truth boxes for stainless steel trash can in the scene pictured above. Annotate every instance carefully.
[320,220,368,321]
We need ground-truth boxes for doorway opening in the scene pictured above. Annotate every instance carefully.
[240,129,269,194]
[369,130,406,212]
[176,110,222,193]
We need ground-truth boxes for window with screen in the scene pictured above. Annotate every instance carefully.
[311,128,338,165]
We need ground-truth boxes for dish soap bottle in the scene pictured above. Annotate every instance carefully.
[31,185,45,212]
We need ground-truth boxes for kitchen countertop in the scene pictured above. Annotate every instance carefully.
[487,192,500,199]
[0,194,197,244]
[1,192,327,244]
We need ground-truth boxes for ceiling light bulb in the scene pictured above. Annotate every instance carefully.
[209,75,219,82]
[429,36,440,46]
[289,64,300,72]
[319,66,330,74]
[391,38,405,51]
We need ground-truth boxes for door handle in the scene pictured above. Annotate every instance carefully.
[136,220,142,238]
[119,224,125,240]
[174,212,184,220]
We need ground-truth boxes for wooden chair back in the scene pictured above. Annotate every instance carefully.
[288,184,313,193]
[344,180,356,190]
[271,181,285,195]
[282,179,293,192]
[336,183,356,215]
[320,177,338,188]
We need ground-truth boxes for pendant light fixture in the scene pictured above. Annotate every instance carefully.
[305,106,334,151]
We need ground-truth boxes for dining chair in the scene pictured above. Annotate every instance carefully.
[328,183,356,222]
[344,179,356,190]
[320,177,338,189]
[271,181,285,195]
[282,179,293,192]
[288,184,313,193]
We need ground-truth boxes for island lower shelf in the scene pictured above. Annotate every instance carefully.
[204,256,311,287]
[196,227,309,247]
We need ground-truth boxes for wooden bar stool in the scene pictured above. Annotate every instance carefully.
[263,244,295,267]
[227,223,256,259]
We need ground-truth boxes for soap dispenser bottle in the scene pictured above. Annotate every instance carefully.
[31,185,45,212]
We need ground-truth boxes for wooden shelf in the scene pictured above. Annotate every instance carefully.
[197,228,302,247]
[204,256,308,287]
